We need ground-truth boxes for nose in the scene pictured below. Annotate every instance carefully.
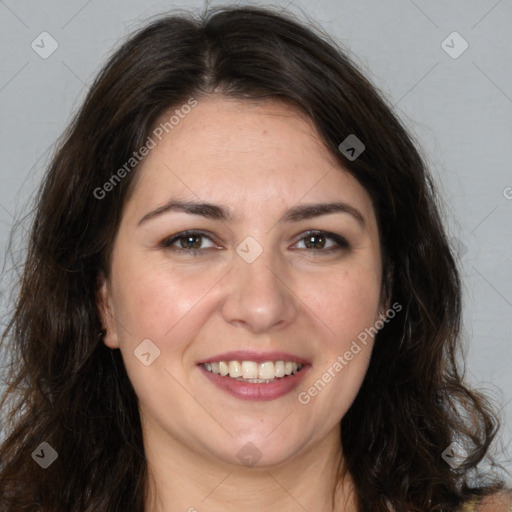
[220,245,299,334]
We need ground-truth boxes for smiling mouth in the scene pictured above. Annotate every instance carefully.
[200,360,304,383]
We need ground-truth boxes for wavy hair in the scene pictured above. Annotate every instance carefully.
[0,5,507,511]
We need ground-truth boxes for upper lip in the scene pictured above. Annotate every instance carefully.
[197,350,310,365]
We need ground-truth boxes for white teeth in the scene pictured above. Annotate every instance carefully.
[228,361,242,378]
[242,361,259,379]
[219,361,229,376]
[202,360,304,380]
[274,361,285,378]
[242,378,276,383]
[258,361,275,380]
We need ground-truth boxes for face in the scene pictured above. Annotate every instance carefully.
[97,96,384,469]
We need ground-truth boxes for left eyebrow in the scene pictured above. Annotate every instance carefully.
[137,199,365,227]
[281,202,365,226]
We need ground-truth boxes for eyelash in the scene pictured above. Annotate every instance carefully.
[160,230,349,256]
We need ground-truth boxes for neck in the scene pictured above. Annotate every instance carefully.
[142,421,357,512]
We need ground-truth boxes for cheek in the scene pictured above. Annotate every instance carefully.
[298,270,379,424]
[110,263,205,405]
[112,258,211,341]
[303,264,382,346]
[298,260,381,419]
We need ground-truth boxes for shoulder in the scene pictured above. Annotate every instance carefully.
[460,491,512,512]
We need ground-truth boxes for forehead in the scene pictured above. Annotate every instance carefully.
[127,96,375,221]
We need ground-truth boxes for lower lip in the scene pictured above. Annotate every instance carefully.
[198,364,311,401]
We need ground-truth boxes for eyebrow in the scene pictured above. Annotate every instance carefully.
[137,199,365,227]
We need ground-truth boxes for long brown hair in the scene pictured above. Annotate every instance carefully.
[0,5,507,511]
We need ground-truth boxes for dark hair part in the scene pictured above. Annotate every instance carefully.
[0,5,506,511]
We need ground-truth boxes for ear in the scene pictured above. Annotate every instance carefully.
[96,271,120,349]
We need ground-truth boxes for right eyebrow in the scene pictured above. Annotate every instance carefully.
[138,200,230,226]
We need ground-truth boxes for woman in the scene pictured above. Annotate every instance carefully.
[0,5,510,511]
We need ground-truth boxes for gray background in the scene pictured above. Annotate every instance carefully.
[1,0,511,481]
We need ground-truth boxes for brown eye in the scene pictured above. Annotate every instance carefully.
[304,234,326,249]
[161,231,216,253]
[178,234,202,249]
[295,230,349,253]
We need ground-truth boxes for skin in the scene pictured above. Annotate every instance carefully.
[97,96,385,512]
